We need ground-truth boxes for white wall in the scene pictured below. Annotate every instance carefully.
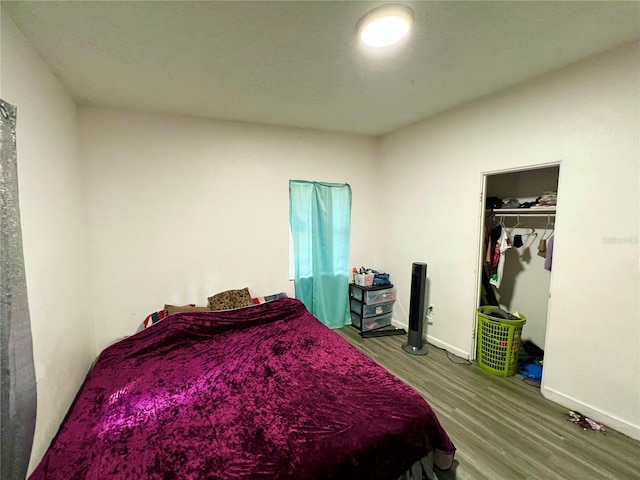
[0,12,94,473]
[378,41,640,439]
[79,107,379,351]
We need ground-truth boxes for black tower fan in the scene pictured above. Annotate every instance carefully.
[402,262,428,355]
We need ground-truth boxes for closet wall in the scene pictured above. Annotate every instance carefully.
[485,166,559,349]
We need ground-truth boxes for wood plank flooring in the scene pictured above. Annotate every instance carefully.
[336,327,640,480]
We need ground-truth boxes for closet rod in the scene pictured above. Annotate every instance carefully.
[494,213,555,218]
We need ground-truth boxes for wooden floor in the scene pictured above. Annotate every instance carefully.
[336,327,640,480]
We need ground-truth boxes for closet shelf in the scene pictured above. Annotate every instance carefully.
[492,207,556,216]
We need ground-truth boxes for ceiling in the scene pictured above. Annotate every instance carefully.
[3,1,639,136]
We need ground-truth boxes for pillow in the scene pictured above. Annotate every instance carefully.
[164,304,211,316]
[140,309,167,331]
[208,287,253,311]
[137,304,210,333]
[252,292,289,304]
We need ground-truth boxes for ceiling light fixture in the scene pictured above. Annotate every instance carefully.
[357,4,414,48]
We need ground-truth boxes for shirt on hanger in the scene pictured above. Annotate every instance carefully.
[544,235,554,271]
[489,227,511,288]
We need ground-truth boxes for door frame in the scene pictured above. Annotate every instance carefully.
[470,161,562,361]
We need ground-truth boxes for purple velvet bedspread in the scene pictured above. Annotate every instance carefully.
[31,298,455,479]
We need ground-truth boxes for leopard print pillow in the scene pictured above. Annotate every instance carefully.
[208,287,253,311]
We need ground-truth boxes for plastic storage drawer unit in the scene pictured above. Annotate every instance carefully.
[350,299,394,318]
[350,311,392,331]
[350,285,396,305]
[348,283,404,338]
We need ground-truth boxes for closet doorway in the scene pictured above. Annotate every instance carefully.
[472,163,560,381]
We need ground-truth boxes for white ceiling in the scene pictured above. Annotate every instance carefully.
[3,1,639,136]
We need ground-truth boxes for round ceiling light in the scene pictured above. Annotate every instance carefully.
[357,4,414,48]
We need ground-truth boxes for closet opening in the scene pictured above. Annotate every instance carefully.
[471,163,560,385]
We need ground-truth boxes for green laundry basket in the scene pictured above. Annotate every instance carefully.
[477,306,527,377]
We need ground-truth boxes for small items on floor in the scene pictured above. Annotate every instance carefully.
[518,340,544,383]
[564,410,606,433]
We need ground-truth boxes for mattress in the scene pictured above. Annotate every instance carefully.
[30,297,455,479]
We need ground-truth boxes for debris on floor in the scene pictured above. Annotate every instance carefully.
[518,340,544,382]
[564,410,606,433]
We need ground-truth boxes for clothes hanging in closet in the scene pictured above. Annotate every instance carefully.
[544,235,554,271]
[487,225,511,288]
[537,239,547,258]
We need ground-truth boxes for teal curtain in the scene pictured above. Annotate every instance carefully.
[289,180,351,328]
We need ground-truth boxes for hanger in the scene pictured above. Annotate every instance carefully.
[486,211,502,231]
[542,215,555,240]
[506,214,521,236]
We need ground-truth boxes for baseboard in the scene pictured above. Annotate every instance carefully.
[391,318,407,331]
[426,335,470,360]
[541,385,640,441]
[391,319,471,360]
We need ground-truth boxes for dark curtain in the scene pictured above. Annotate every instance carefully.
[1,99,37,479]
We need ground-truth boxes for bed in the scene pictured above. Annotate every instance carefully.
[30,297,455,479]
